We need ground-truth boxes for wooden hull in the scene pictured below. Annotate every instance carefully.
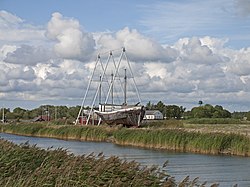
[95,106,145,127]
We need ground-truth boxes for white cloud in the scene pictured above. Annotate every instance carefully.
[97,27,178,62]
[236,0,250,16]
[0,10,45,44]
[46,12,95,60]
[4,45,54,65]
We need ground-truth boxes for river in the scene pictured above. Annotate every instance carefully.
[0,133,249,186]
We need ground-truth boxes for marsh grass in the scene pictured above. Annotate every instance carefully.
[186,118,244,124]
[142,120,184,129]
[1,123,249,156]
[0,139,218,187]
[114,129,250,156]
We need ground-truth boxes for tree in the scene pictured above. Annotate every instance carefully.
[156,101,165,113]
[190,104,231,118]
[165,105,185,119]
[198,100,203,106]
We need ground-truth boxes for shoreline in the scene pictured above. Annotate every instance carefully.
[1,123,249,157]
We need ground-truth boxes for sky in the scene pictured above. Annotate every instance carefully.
[1,0,250,111]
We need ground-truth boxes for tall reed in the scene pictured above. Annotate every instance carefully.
[0,139,219,186]
[1,123,249,156]
[113,129,250,156]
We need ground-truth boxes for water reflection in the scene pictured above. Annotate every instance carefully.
[1,133,250,187]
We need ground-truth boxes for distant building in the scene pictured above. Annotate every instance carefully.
[144,110,163,120]
[32,115,51,122]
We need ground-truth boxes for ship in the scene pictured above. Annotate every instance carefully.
[94,104,145,127]
[76,48,145,127]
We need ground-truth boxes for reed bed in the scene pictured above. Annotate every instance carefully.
[1,124,111,142]
[0,139,213,187]
[1,123,249,156]
[114,129,250,156]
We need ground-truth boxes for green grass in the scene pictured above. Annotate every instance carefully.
[1,122,250,156]
[0,139,217,186]
[0,139,167,186]
[186,118,244,124]
[113,128,250,156]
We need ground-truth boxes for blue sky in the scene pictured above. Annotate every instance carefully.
[2,0,250,48]
[1,0,250,111]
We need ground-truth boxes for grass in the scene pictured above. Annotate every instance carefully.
[1,121,250,156]
[0,139,213,187]
[113,128,250,156]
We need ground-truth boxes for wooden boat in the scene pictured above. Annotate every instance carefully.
[95,105,145,127]
[76,48,145,127]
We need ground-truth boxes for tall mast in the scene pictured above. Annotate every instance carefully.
[99,74,101,104]
[124,68,127,105]
[2,107,4,123]
[111,73,114,106]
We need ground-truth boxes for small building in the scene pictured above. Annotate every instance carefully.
[144,110,163,120]
[32,115,51,122]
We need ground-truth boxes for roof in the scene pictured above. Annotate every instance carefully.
[145,110,162,115]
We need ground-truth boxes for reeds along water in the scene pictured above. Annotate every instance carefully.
[0,139,218,187]
[113,129,250,156]
[0,139,166,186]
[1,123,111,141]
[1,123,250,156]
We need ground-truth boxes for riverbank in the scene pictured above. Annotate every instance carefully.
[1,122,249,157]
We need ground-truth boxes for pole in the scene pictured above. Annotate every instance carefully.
[99,74,101,104]
[124,68,127,105]
[2,107,4,123]
[111,73,114,107]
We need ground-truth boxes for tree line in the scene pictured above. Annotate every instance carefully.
[0,105,82,121]
[146,101,249,120]
[1,101,249,121]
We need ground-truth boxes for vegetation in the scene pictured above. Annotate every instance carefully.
[1,105,82,121]
[0,139,159,186]
[186,118,243,124]
[1,122,249,157]
[146,101,185,119]
[0,123,112,142]
[0,139,216,187]
[190,104,231,118]
[113,128,250,156]
[1,102,250,123]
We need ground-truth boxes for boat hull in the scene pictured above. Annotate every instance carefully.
[95,106,145,127]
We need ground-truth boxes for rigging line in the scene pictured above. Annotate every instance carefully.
[123,51,142,103]
[75,55,100,125]
[86,53,112,125]
[111,53,125,96]
[104,49,125,105]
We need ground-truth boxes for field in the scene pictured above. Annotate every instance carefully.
[144,119,250,137]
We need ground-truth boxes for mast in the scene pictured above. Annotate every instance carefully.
[2,107,4,123]
[99,74,101,104]
[124,68,127,105]
[111,73,114,107]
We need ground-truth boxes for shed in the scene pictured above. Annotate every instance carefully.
[144,110,163,120]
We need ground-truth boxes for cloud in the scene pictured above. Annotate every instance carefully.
[46,12,95,60]
[227,47,250,76]
[97,27,178,62]
[236,0,250,16]
[0,10,45,43]
[4,45,54,65]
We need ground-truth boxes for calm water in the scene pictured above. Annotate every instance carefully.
[1,133,250,187]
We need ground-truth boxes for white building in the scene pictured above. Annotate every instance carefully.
[144,110,163,120]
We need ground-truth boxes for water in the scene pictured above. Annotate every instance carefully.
[1,133,250,186]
